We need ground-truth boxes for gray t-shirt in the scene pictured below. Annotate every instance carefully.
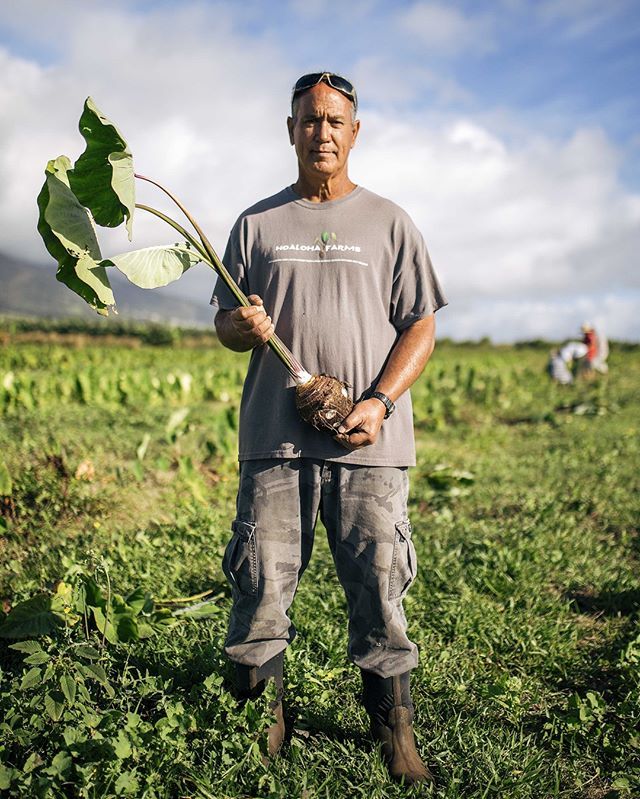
[210,185,447,466]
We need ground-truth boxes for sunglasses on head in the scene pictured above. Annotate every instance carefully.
[291,72,358,113]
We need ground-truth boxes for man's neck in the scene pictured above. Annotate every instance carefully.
[292,173,357,203]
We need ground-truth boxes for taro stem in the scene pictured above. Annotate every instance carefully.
[134,174,312,385]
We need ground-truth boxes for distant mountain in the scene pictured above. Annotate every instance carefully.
[0,251,214,328]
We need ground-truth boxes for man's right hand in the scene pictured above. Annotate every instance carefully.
[215,294,275,352]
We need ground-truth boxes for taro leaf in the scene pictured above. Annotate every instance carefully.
[108,244,201,289]
[124,587,148,615]
[0,593,66,638]
[136,621,155,638]
[80,575,107,609]
[91,606,119,645]
[70,97,135,239]
[36,155,115,315]
[150,607,177,630]
[115,614,139,642]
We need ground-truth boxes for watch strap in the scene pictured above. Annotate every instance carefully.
[371,391,395,418]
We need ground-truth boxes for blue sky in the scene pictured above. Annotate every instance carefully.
[0,0,638,340]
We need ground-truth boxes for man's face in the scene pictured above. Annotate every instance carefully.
[287,83,360,180]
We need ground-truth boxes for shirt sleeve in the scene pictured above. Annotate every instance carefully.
[209,217,249,311]
[389,213,447,331]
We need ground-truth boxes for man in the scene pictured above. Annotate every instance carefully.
[580,322,609,375]
[211,72,447,785]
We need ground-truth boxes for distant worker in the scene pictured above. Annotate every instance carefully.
[580,323,609,375]
[547,341,587,384]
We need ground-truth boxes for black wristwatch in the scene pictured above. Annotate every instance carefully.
[371,391,395,419]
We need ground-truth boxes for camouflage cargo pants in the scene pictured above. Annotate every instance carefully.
[222,458,419,678]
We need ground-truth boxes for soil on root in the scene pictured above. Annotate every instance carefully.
[295,374,354,440]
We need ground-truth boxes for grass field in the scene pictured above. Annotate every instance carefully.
[0,328,638,798]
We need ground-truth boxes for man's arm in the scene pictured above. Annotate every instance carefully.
[214,294,275,351]
[337,314,436,450]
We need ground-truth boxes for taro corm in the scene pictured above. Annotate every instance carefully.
[36,97,353,436]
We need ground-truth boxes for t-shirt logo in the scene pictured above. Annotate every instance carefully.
[271,232,368,266]
[315,230,337,258]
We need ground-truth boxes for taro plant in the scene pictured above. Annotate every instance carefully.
[36,98,352,434]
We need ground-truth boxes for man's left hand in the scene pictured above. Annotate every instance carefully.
[335,399,387,450]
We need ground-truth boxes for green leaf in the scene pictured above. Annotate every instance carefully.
[70,97,135,238]
[63,727,86,747]
[0,459,11,495]
[115,771,139,795]
[174,600,221,619]
[136,433,150,462]
[83,662,108,683]
[23,752,42,773]
[91,606,118,644]
[0,594,66,638]
[80,576,106,609]
[74,644,101,660]
[20,666,42,690]
[24,651,51,666]
[136,621,155,638]
[8,640,43,654]
[0,765,13,791]
[44,691,66,722]
[60,675,77,706]
[46,750,72,775]
[81,662,115,698]
[166,407,190,437]
[113,730,132,759]
[124,587,147,615]
[109,244,200,289]
[36,155,115,315]
[115,614,139,642]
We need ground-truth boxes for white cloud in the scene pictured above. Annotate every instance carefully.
[0,1,637,341]
[350,55,471,108]
[351,110,640,339]
[397,2,496,54]
[0,4,295,299]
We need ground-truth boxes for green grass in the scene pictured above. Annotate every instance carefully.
[0,335,638,797]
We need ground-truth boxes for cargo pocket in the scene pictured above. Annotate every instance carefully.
[388,519,416,600]
[222,519,258,596]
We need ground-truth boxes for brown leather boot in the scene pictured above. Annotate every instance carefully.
[234,652,285,757]
[361,670,434,786]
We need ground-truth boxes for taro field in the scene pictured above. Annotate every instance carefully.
[0,324,638,799]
